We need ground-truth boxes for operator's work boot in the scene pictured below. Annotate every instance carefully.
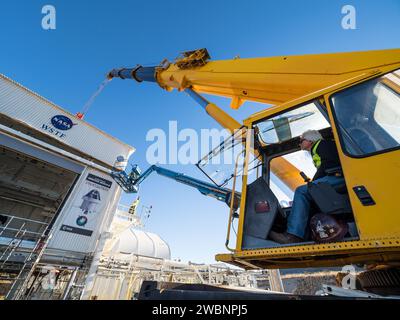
[269,231,303,244]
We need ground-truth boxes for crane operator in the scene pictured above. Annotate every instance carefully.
[269,130,344,244]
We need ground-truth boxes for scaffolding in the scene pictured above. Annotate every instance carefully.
[0,213,51,298]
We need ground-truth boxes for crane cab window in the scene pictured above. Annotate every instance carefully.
[330,69,400,157]
[254,100,332,205]
[256,101,330,146]
[197,127,260,187]
[269,150,317,207]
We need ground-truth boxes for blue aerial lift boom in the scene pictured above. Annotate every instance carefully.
[111,165,240,210]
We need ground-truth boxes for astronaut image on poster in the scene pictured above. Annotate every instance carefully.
[60,171,113,237]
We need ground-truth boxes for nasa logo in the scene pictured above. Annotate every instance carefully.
[51,115,75,131]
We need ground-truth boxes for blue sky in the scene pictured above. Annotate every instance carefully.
[1,0,399,263]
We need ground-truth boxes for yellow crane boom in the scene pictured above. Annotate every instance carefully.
[155,48,400,107]
[107,48,400,191]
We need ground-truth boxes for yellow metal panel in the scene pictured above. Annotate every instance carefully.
[216,238,400,269]
[235,238,400,258]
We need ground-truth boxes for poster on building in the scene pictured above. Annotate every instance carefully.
[60,171,113,237]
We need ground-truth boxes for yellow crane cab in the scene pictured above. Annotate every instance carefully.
[215,67,400,274]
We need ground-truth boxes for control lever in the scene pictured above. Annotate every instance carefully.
[300,171,311,183]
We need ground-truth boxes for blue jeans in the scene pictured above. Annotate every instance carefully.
[287,175,345,239]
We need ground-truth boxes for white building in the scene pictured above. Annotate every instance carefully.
[0,74,134,300]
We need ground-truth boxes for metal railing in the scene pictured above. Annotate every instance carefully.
[115,204,141,225]
[0,214,49,264]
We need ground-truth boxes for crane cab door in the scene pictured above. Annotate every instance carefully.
[326,68,400,240]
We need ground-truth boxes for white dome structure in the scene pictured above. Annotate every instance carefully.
[109,228,171,260]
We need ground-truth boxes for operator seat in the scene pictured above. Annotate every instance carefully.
[242,177,282,248]
[307,167,352,217]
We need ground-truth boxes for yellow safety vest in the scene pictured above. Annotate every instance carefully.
[311,139,322,168]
